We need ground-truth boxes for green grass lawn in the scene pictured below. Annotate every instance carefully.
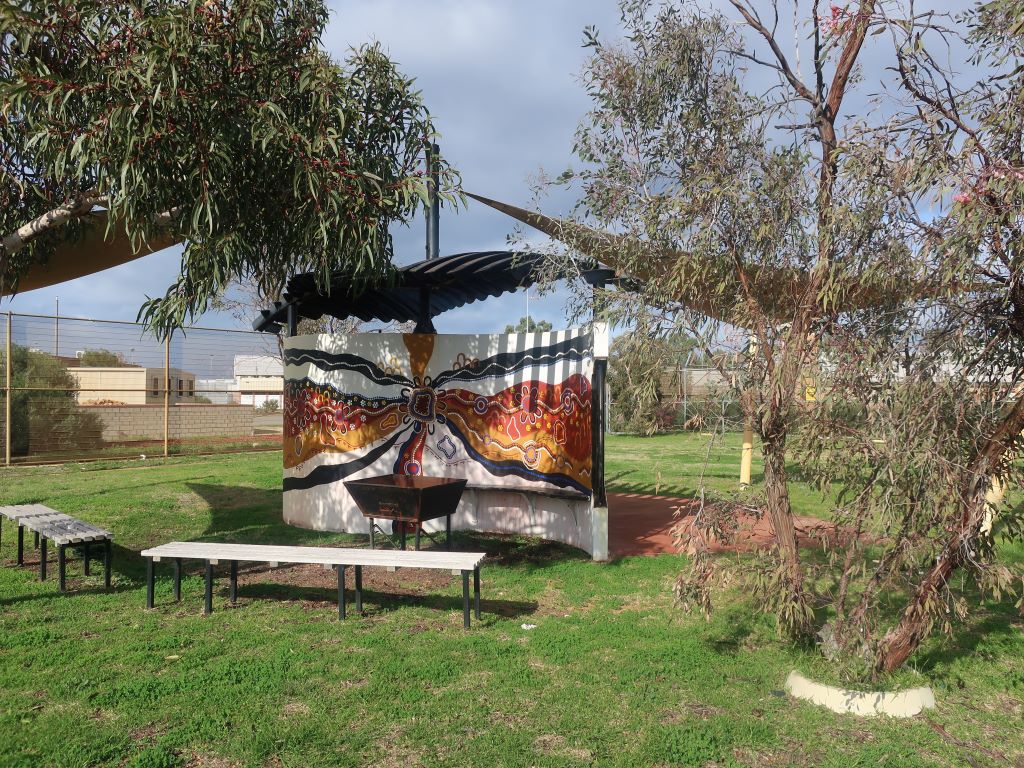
[0,444,1021,767]
[606,431,835,516]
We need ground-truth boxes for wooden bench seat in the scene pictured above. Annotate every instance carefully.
[0,504,113,591]
[140,542,486,626]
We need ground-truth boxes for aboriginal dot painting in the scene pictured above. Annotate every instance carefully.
[283,330,594,495]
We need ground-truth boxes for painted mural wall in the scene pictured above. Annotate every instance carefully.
[282,330,595,546]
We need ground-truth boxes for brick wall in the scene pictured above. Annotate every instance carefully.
[83,404,255,442]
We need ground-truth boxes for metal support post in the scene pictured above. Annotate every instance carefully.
[461,570,471,628]
[83,542,91,576]
[355,565,363,613]
[229,560,238,605]
[163,334,170,458]
[39,537,46,580]
[17,525,23,565]
[146,559,155,608]
[173,558,181,601]
[104,540,111,591]
[338,565,346,620]
[58,545,66,592]
[4,311,11,467]
[473,567,480,620]
[204,561,214,615]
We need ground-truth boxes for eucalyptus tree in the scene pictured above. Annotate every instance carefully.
[521,0,918,638]
[0,0,456,335]
[510,0,1024,672]
[797,0,1024,675]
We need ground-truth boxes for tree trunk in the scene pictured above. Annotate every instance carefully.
[874,394,1024,674]
[762,433,812,636]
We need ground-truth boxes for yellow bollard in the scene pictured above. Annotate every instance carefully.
[740,420,753,487]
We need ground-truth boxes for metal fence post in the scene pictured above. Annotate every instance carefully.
[164,333,170,458]
[5,311,11,466]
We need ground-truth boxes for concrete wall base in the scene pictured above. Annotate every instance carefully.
[284,485,598,557]
[785,670,935,717]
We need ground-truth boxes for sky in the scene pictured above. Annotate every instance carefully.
[3,0,626,333]
[2,0,975,334]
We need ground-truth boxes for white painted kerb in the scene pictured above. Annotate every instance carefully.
[785,670,935,717]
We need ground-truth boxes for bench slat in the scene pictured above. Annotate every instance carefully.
[140,542,485,570]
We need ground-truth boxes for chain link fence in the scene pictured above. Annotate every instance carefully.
[1,312,284,465]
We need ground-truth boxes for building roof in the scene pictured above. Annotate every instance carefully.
[233,355,283,377]
[254,250,615,333]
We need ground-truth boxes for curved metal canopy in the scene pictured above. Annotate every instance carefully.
[256,250,614,333]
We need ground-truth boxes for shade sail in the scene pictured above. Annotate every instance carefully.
[2,211,182,296]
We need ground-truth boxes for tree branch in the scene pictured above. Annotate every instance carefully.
[728,0,819,107]
[1,192,108,257]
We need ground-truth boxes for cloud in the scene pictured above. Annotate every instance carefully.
[3,0,973,335]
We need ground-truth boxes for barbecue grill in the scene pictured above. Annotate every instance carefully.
[344,474,468,550]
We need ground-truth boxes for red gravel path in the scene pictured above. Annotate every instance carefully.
[608,492,842,558]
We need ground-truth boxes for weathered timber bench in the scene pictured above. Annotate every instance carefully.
[0,504,113,591]
[139,542,486,627]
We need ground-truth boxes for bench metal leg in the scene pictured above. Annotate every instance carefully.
[58,545,66,592]
[146,558,155,608]
[229,560,238,605]
[355,565,363,613]
[17,525,23,565]
[104,540,111,591]
[39,537,46,581]
[462,570,470,628]
[173,558,181,601]
[83,542,91,576]
[204,561,213,615]
[369,518,375,549]
[474,567,481,620]
[34,530,39,549]
[338,565,346,620]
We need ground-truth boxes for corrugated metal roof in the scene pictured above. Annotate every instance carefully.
[255,251,614,332]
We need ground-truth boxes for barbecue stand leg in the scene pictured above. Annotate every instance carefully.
[229,561,238,605]
[83,542,91,576]
[17,525,23,565]
[474,567,481,620]
[204,561,213,615]
[355,565,363,613]
[462,570,470,628]
[39,537,46,581]
[369,518,375,549]
[400,524,406,551]
[338,565,346,620]
[146,558,155,609]
[104,540,111,591]
[173,558,181,601]
[415,524,421,551]
[58,544,66,592]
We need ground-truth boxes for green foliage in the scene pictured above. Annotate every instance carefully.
[503,316,553,334]
[255,399,279,414]
[78,349,122,367]
[1,343,105,455]
[0,0,459,334]
[549,0,1024,669]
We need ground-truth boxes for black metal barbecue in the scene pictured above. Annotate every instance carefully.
[344,474,468,550]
